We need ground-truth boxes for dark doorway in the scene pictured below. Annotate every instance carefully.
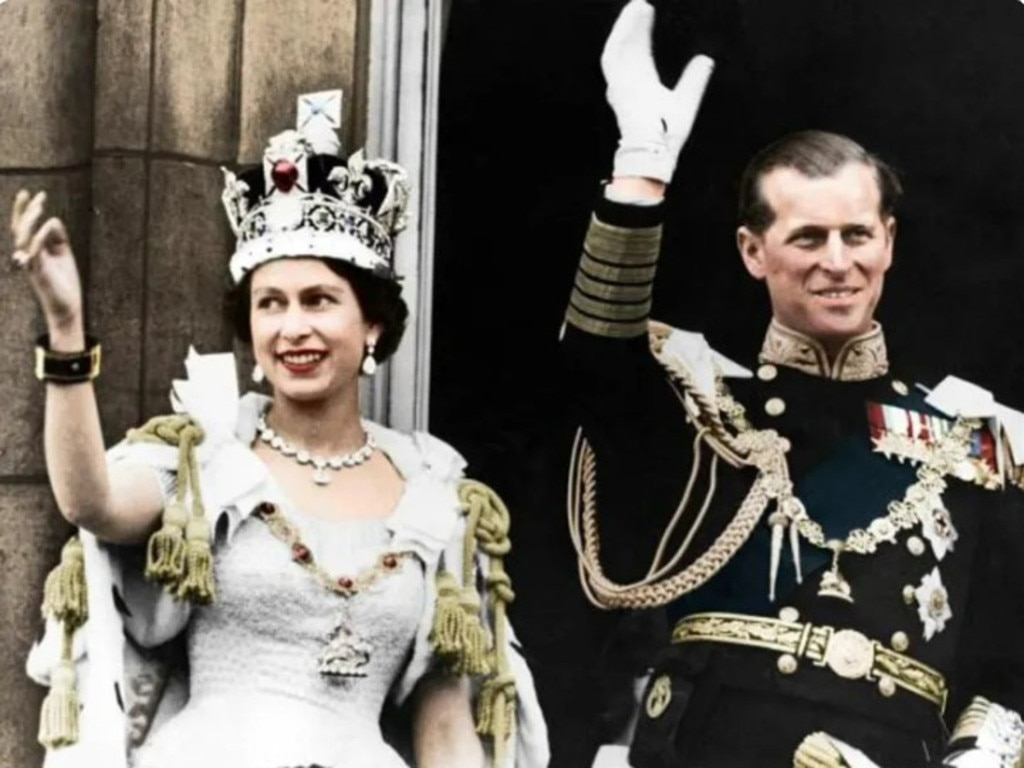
[431,1,1024,763]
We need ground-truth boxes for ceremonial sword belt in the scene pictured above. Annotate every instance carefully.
[671,612,948,713]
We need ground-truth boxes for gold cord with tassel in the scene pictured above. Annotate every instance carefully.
[127,414,213,603]
[457,479,518,764]
[42,535,88,628]
[38,534,89,750]
[38,630,80,749]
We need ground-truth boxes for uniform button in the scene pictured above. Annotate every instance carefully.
[765,397,786,417]
[877,675,897,697]
[778,606,800,623]
[902,585,916,605]
[890,631,910,652]
[906,536,926,557]
[757,364,778,382]
[777,654,798,675]
[892,380,909,396]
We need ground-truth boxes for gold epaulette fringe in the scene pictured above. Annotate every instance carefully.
[127,414,214,604]
[38,534,89,750]
[429,479,517,766]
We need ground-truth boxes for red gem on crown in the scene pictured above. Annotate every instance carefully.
[271,159,299,192]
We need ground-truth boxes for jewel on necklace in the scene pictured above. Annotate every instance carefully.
[318,620,373,678]
[818,545,854,603]
[257,413,376,485]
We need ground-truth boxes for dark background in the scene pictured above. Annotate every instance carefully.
[430,0,1024,761]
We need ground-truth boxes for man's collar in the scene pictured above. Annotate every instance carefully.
[758,319,889,381]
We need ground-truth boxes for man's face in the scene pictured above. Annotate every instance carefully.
[737,162,896,352]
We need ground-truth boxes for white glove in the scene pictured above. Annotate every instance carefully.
[601,0,715,183]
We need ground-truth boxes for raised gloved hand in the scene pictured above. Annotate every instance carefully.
[601,0,715,183]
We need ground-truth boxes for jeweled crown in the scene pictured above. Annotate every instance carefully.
[222,90,410,284]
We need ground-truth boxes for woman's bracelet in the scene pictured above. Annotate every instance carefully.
[34,334,102,384]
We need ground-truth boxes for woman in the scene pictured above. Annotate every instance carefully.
[14,118,547,768]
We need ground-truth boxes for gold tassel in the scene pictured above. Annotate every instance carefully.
[476,673,517,766]
[174,518,215,604]
[145,499,188,584]
[42,536,88,629]
[455,587,491,676]
[430,570,468,659]
[37,659,79,749]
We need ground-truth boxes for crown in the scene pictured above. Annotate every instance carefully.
[222,90,410,284]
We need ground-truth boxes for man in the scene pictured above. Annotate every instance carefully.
[561,1,1024,766]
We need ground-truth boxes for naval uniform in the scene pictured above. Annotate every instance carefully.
[561,195,1024,767]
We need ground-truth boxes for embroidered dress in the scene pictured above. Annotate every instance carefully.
[27,380,549,768]
[133,513,422,768]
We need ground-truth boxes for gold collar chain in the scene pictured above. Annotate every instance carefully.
[251,501,414,678]
[713,375,978,603]
[251,501,410,596]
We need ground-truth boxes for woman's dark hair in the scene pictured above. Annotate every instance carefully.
[224,258,409,365]
[737,130,903,234]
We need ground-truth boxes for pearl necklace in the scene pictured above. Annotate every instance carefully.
[257,413,377,485]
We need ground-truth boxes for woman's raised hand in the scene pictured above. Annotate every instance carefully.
[10,190,84,334]
[601,0,715,184]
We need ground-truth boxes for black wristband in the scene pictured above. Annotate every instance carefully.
[35,335,102,384]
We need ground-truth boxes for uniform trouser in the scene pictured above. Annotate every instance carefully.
[628,643,946,768]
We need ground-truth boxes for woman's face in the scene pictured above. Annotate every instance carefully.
[249,257,378,403]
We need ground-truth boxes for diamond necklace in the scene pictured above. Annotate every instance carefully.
[256,412,377,485]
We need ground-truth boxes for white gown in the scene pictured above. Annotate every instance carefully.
[133,510,424,768]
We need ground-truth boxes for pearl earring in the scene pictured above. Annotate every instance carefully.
[361,341,377,376]
[252,363,265,384]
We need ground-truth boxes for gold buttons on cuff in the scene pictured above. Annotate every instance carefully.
[757,364,778,382]
[891,631,910,652]
[902,585,917,605]
[906,536,926,557]
[778,606,800,623]
[878,675,897,698]
[777,654,798,675]
[765,397,786,417]
[892,380,909,396]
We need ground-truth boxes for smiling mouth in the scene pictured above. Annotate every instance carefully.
[811,288,861,299]
[277,351,327,366]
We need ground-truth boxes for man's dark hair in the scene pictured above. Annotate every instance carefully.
[225,259,409,363]
[737,130,903,234]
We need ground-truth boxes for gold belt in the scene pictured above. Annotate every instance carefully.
[671,612,948,713]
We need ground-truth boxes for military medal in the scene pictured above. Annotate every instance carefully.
[914,567,952,640]
[867,402,1000,488]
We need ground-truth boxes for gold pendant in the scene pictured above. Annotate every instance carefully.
[318,617,372,678]
[817,547,854,603]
